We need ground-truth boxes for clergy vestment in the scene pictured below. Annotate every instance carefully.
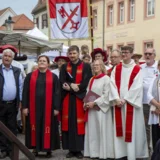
[84,75,114,159]
[110,60,148,160]
[60,60,92,151]
[22,70,61,152]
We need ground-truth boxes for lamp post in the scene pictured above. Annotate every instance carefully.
[4,16,15,31]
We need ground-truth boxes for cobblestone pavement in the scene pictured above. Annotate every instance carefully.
[3,134,93,160]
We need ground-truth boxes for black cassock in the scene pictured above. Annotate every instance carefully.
[22,71,61,152]
[60,60,92,152]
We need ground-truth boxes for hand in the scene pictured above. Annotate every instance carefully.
[157,103,160,110]
[23,108,29,116]
[121,99,126,105]
[86,102,95,109]
[70,83,79,92]
[63,83,70,91]
[54,110,59,116]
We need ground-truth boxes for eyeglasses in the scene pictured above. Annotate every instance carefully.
[144,52,153,56]
[121,51,130,54]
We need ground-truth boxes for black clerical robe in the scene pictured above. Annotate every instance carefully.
[22,70,61,152]
[60,60,92,151]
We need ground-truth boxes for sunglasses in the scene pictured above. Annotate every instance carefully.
[144,52,153,56]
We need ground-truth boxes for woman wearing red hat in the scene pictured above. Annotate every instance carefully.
[91,48,112,70]
[52,56,69,78]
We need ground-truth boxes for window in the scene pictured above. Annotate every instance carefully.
[128,43,134,49]
[147,0,155,17]
[129,0,135,21]
[93,9,98,29]
[42,14,48,29]
[117,44,124,51]
[36,17,39,28]
[108,5,113,26]
[107,46,113,55]
[119,2,124,23]
[144,42,153,49]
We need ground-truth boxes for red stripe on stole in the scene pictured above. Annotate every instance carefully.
[115,64,140,142]
[62,62,85,135]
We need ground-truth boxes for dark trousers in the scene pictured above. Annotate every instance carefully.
[143,104,150,151]
[0,102,17,152]
[152,124,160,149]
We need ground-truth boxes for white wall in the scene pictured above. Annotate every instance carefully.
[34,10,48,36]
[0,9,17,26]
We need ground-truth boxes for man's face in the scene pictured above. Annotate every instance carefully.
[144,48,155,65]
[110,51,121,65]
[2,52,13,66]
[57,58,67,68]
[95,53,104,61]
[121,49,133,62]
[67,50,79,62]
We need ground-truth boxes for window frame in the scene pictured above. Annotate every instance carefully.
[42,13,48,29]
[92,8,98,29]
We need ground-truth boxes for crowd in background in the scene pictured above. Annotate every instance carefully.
[0,44,159,160]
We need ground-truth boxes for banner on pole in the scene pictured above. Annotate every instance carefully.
[48,0,90,40]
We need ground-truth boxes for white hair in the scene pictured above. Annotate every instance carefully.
[2,49,15,58]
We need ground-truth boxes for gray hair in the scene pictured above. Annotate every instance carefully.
[145,47,156,56]
[111,49,121,54]
[2,49,15,58]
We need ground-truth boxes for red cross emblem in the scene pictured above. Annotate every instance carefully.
[56,3,81,33]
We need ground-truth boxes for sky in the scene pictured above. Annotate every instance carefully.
[0,0,38,20]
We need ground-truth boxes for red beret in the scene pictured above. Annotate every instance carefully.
[0,45,18,54]
[91,48,107,62]
[54,56,69,62]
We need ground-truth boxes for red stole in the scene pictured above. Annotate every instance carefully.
[115,63,140,142]
[62,62,85,135]
[29,69,53,149]
[84,73,106,122]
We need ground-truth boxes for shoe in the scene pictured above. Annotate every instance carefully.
[66,151,74,158]
[32,149,38,157]
[0,151,7,159]
[45,152,52,158]
[75,152,83,159]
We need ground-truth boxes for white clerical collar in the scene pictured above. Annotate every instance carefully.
[122,59,135,68]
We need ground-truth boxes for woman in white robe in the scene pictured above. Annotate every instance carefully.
[84,60,114,159]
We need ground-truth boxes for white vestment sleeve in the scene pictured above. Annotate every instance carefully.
[94,76,111,113]
[124,69,143,108]
[147,77,155,104]
[109,67,120,103]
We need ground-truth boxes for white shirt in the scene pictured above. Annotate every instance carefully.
[141,61,158,104]
[51,68,60,78]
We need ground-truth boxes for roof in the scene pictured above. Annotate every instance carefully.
[0,7,16,17]
[0,7,9,16]
[32,0,47,14]
[0,14,34,31]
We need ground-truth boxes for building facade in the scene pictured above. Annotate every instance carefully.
[32,0,160,58]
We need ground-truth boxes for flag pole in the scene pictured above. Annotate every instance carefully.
[89,0,94,51]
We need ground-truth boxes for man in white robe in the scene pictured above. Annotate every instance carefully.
[110,46,148,160]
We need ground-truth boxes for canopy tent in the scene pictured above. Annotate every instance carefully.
[0,30,63,55]
[26,27,48,40]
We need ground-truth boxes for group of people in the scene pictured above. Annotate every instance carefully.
[0,44,159,160]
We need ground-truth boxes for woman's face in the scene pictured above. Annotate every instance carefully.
[93,60,102,74]
[38,57,49,70]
